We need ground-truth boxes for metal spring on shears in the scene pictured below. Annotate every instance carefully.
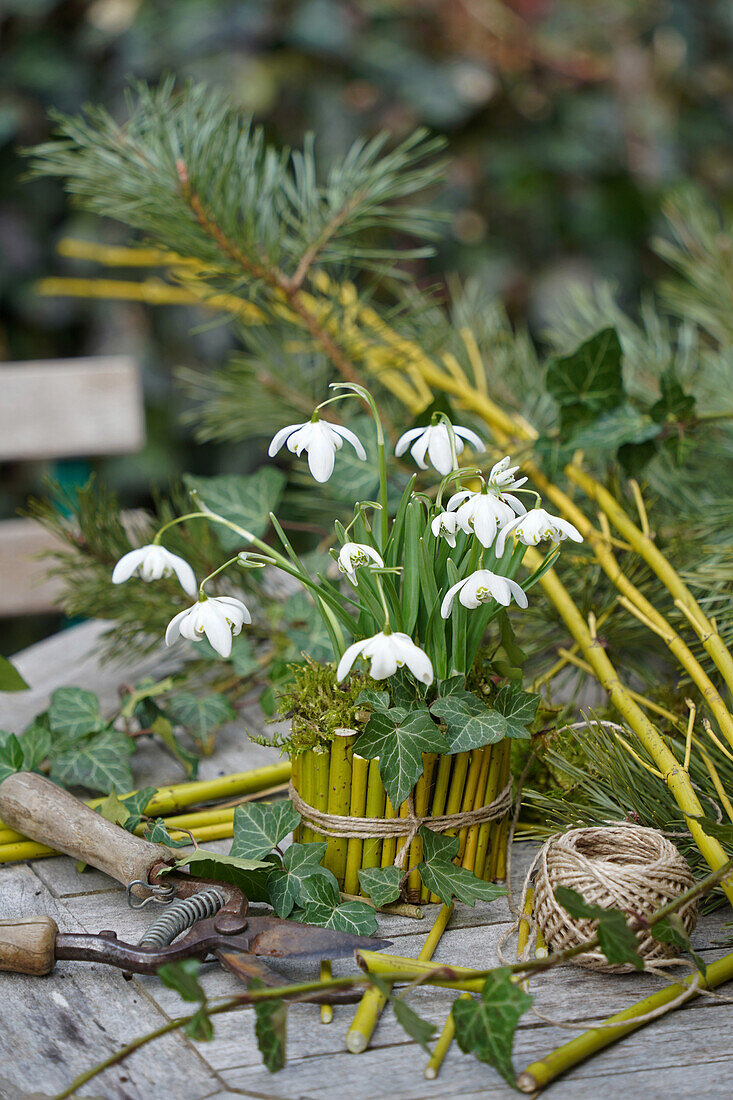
[138,887,227,947]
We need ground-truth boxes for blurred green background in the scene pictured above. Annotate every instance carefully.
[2,0,732,652]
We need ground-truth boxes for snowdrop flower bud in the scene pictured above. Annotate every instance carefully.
[446,490,520,549]
[337,630,434,685]
[337,542,384,583]
[165,595,251,659]
[495,507,583,558]
[431,511,459,548]
[395,422,485,476]
[441,569,528,619]
[112,544,197,598]
[268,417,366,483]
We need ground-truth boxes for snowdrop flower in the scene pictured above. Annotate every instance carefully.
[112,544,197,598]
[336,542,384,583]
[337,630,434,685]
[431,510,460,548]
[446,489,521,549]
[165,595,251,659]
[268,418,366,483]
[496,507,583,557]
[395,422,485,476]
[441,569,528,619]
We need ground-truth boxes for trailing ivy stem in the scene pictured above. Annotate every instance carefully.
[330,381,389,548]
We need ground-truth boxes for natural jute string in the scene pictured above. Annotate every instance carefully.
[288,780,513,868]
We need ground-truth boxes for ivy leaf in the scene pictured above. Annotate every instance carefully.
[97,790,132,828]
[228,634,260,678]
[546,328,624,415]
[50,728,135,793]
[48,687,103,742]
[419,826,460,864]
[184,468,287,551]
[301,899,378,936]
[19,718,52,771]
[268,842,339,918]
[418,828,507,907]
[555,886,643,971]
[185,1006,214,1042]
[358,865,402,907]
[0,655,29,692]
[230,800,301,860]
[254,996,287,1073]
[392,995,436,1053]
[653,914,706,975]
[0,734,24,781]
[430,692,506,752]
[150,715,199,779]
[389,667,427,708]
[453,968,532,1086]
[494,686,540,740]
[568,403,660,457]
[651,369,696,424]
[158,958,206,1003]
[355,707,447,809]
[166,692,235,751]
[355,689,391,712]
[145,818,192,848]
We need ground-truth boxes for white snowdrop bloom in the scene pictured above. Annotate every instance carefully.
[431,510,460,548]
[495,507,584,557]
[336,630,434,685]
[394,422,485,476]
[112,544,197,598]
[441,569,528,619]
[268,418,366,483]
[446,489,521,549]
[337,542,384,583]
[165,596,251,659]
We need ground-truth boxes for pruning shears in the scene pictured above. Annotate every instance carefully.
[0,772,389,1002]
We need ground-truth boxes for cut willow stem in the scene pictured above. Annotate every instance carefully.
[517,888,534,959]
[325,731,355,884]
[474,744,505,881]
[320,961,333,1025]
[380,797,399,869]
[291,754,305,844]
[461,745,493,872]
[456,749,484,861]
[523,546,733,906]
[517,950,733,1094]
[361,758,386,871]
[421,755,453,902]
[487,744,512,881]
[408,753,437,899]
[344,754,370,895]
[429,753,470,902]
[340,892,423,919]
[424,993,472,1080]
[346,903,454,1054]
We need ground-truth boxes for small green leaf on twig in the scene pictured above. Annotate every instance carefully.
[254,995,287,1073]
[652,914,706,975]
[158,958,207,1003]
[453,968,532,1086]
[555,885,644,970]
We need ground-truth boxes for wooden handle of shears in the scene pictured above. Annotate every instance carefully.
[0,916,58,975]
[0,772,172,890]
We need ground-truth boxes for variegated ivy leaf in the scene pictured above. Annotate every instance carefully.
[254,993,287,1074]
[429,691,506,752]
[165,692,235,749]
[50,728,135,793]
[172,850,273,899]
[0,734,24,782]
[267,842,340,918]
[354,707,448,809]
[48,687,104,742]
[357,865,402,908]
[145,818,192,848]
[494,686,539,740]
[300,899,378,937]
[230,800,301,860]
[355,688,391,712]
[418,827,507,908]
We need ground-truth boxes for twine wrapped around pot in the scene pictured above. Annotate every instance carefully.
[532,824,698,973]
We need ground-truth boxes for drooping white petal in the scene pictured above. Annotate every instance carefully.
[336,638,367,682]
[268,423,302,457]
[495,515,523,558]
[471,500,498,549]
[306,430,336,482]
[441,578,466,619]
[394,426,425,457]
[330,423,367,460]
[446,490,472,512]
[501,493,527,517]
[391,633,434,685]
[427,425,455,476]
[453,426,485,452]
[164,606,190,646]
[200,605,234,658]
[505,577,528,608]
[167,552,198,598]
[366,638,399,680]
[409,429,432,470]
[215,595,252,624]
[112,547,147,585]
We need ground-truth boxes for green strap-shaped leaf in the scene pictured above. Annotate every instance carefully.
[230,800,301,860]
[355,707,447,809]
[453,968,532,1086]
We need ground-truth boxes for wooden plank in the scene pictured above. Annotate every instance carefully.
[0,356,144,461]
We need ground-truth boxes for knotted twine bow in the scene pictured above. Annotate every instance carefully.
[288,780,513,869]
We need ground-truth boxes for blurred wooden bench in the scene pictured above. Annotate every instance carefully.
[0,356,144,616]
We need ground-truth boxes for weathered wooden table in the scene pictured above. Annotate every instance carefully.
[2,622,731,1099]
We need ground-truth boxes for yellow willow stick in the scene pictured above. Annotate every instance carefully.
[346,904,454,1053]
[380,796,398,869]
[0,820,239,864]
[408,753,437,899]
[340,892,423,920]
[291,754,305,845]
[56,238,203,267]
[567,464,733,697]
[487,744,512,881]
[557,648,684,728]
[456,749,484,862]
[344,754,370,895]
[320,961,333,1025]
[356,945,482,992]
[517,951,733,1094]
[360,322,733,745]
[36,276,263,324]
[361,759,386,871]
[473,745,505,881]
[424,993,472,1080]
[0,762,292,844]
[524,547,733,905]
[461,745,493,873]
[517,888,534,958]
[325,732,355,884]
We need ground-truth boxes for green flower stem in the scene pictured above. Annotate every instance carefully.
[330,381,389,548]
[198,555,244,599]
[435,466,483,511]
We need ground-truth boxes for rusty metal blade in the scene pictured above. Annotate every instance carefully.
[216,948,365,1004]
[241,915,391,960]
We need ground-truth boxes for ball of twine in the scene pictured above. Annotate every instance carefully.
[533,824,698,973]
